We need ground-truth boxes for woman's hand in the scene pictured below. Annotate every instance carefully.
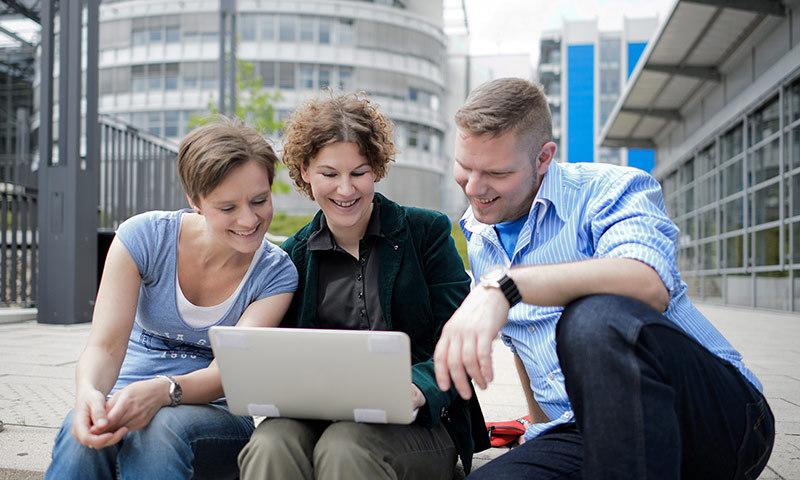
[71,388,128,449]
[104,377,171,433]
[411,383,427,409]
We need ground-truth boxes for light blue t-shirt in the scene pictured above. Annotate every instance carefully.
[112,209,298,392]
[494,216,528,259]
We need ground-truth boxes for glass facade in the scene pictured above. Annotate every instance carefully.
[660,76,800,311]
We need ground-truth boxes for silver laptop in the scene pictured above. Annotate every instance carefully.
[209,326,417,424]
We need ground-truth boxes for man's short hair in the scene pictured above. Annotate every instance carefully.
[178,116,278,204]
[282,91,396,200]
[455,78,552,157]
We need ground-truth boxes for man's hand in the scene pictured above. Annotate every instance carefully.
[71,388,128,449]
[433,284,511,399]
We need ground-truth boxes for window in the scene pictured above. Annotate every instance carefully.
[338,67,353,91]
[722,124,743,160]
[600,68,619,95]
[318,66,332,89]
[408,124,418,147]
[279,16,295,42]
[599,37,620,64]
[338,20,354,45]
[754,183,781,225]
[699,209,716,238]
[164,111,179,137]
[260,62,275,88]
[241,15,257,41]
[148,64,163,90]
[409,88,418,102]
[788,78,800,125]
[299,64,314,89]
[149,28,162,43]
[132,29,146,45]
[132,65,146,92]
[751,138,780,185]
[722,159,743,198]
[100,69,114,95]
[200,62,217,89]
[182,62,198,89]
[722,197,744,232]
[260,15,275,41]
[319,19,332,44]
[750,97,779,146]
[165,63,179,90]
[299,18,314,42]
[165,25,180,43]
[148,112,161,136]
[279,62,295,89]
[754,227,780,266]
[725,236,744,268]
[701,241,717,270]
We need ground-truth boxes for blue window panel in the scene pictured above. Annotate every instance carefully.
[627,43,654,168]
[567,44,594,163]
[627,42,647,79]
[628,149,655,173]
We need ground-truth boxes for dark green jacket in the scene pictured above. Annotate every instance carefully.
[280,193,489,472]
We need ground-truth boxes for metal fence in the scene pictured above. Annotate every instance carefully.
[99,115,183,230]
[0,115,182,307]
[0,154,37,307]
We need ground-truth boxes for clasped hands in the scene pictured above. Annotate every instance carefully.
[433,284,511,399]
[71,377,171,449]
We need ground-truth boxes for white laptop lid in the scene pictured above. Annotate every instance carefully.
[209,326,416,424]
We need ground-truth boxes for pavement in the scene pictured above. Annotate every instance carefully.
[0,303,798,479]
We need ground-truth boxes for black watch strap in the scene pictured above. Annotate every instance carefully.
[498,274,522,307]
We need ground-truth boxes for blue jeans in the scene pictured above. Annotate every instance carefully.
[45,403,254,480]
[469,294,775,480]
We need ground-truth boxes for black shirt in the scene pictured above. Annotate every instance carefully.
[307,198,387,331]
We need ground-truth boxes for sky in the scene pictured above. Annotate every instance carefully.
[461,0,676,63]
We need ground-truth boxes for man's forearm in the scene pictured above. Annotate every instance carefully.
[508,257,669,312]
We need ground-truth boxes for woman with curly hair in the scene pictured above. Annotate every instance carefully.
[238,92,489,479]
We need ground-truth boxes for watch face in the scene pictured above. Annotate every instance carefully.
[482,264,507,282]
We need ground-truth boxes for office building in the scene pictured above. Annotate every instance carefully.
[95,0,452,212]
[602,0,799,311]
[538,17,658,169]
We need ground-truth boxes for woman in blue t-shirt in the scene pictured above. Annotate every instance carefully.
[46,118,298,479]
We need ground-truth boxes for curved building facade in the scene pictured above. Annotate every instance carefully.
[96,0,448,212]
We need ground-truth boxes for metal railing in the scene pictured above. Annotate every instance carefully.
[0,154,37,307]
[0,116,182,307]
[98,115,183,230]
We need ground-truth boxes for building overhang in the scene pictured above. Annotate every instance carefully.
[598,0,787,150]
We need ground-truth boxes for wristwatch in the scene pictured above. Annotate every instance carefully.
[156,375,182,407]
[479,264,522,307]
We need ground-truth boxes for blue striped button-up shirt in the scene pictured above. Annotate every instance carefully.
[460,160,762,440]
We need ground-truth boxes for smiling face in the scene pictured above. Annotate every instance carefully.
[190,159,273,254]
[301,142,377,240]
[454,129,553,225]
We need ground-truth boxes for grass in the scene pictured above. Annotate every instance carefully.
[268,212,314,238]
[451,222,470,271]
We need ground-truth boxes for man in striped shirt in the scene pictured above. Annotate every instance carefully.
[433,78,774,479]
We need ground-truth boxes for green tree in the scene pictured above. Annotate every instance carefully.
[188,60,289,192]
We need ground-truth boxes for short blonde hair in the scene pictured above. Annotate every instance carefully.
[282,92,396,200]
[455,78,552,159]
[178,116,278,204]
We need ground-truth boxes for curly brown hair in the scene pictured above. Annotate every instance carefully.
[282,92,396,199]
